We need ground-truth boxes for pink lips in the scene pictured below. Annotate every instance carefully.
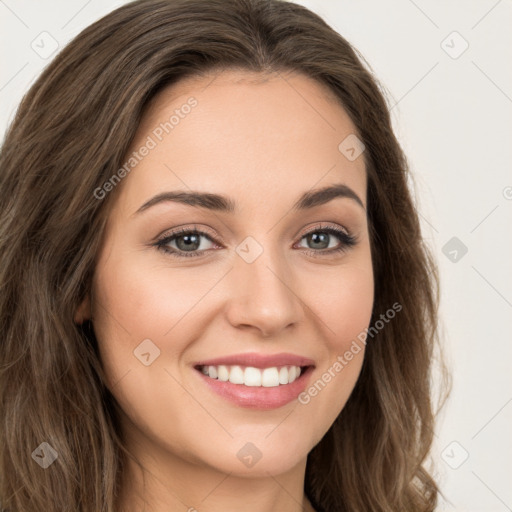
[193,352,316,410]
[193,352,315,369]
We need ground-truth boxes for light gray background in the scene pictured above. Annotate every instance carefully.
[1,1,511,511]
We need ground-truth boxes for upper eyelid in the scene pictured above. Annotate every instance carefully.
[156,222,352,243]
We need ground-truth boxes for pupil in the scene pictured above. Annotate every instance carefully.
[309,232,328,249]
[177,234,199,251]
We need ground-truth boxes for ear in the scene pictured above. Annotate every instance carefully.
[74,293,91,324]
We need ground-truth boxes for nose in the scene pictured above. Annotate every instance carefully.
[224,245,304,338]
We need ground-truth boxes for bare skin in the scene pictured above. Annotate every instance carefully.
[76,69,374,512]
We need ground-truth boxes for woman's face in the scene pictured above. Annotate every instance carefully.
[83,69,374,477]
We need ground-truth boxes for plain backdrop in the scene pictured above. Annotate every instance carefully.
[1,1,511,511]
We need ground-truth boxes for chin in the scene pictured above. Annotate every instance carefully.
[195,434,312,477]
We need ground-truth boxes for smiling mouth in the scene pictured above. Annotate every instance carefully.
[194,364,312,387]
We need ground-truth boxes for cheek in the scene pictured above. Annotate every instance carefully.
[90,249,230,422]
[89,255,215,456]
[313,259,374,350]
[297,258,373,438]
[92,255,207,351]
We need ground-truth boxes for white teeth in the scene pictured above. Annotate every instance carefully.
[244,366,262,387]
[200,364,303,387]
[217,365,229,382]
[261,367,279,387]
[228,365,244,384]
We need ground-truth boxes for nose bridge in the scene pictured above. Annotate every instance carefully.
[225,236,302,336]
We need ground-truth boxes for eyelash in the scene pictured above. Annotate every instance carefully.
[154,224,357,259]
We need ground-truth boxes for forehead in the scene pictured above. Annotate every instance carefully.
[114,69,366,218]
[144,68,344,116]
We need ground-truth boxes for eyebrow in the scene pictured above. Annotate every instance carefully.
[133,183,365,216]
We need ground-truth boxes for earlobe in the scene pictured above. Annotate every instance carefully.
[74,294,91,324]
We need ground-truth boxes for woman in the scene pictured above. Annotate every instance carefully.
[0,0,446,510]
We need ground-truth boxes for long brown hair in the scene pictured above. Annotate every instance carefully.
[0,1,446,510]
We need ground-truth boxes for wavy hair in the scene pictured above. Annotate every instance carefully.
[0,0,447,510]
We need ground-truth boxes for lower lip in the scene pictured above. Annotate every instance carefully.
[195,366,314,410]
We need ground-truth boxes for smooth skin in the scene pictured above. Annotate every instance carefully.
[76,69,374,512]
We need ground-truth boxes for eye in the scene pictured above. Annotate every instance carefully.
[154,223,357,259]
[155,226,218,258]
[295,224,357,257]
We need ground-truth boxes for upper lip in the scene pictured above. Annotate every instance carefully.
[194,352,315,369]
